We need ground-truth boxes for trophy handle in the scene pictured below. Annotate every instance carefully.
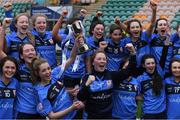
[77,20,86,37]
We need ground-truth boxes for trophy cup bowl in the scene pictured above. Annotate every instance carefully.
[71,21,89,54]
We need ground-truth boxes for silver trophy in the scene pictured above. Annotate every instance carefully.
[71,20,89,54]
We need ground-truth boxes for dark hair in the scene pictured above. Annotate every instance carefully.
[127,19,142,35]
[109,24,121,34]
[141,54,163,96]
[89,16,105,36]
[30,57,48,84]
[109,24,126,39]
[169,57,180,75]
[154,18,168,34]
[141,54,156,66]
[0,56,18,76]
[19,43,36,63]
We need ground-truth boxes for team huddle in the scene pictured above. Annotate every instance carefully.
[0,0,180,119]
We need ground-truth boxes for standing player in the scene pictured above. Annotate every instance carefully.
[0,56,18,119]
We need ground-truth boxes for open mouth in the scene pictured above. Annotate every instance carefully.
[96,33,103,38]
[161,30,166,33]
[22,27,28,31]
[28,55,35,60]
[99,64,105,69]
[132,31,140,37]
[39,27,45,31]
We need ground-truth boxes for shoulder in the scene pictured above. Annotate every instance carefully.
[164,76,173,84]
[5,32,17,41]
[11,77,19,84]
[137,72,149,81]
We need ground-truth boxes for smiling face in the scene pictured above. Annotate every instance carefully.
[143,58,156,74]
[93,52,107,72]
[2,60,16,80]
[111,29,122,43]
[20,44,36,64]
[156,19,168,36]
[171,61,180,78]
[34,16,47,34]
[130,21,141,38]
[38,62,51,83]
[15,15,29,35]
[92,24,104,39]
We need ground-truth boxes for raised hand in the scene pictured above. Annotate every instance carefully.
[75,35,84,48]
[99,41,108,50]
[3,18,12,27]
[125,43,136,55]
[85,75,95,86]
[3,2,12,11]
[114,17,121,25]
[61,9,68,17]
[96,11,103,17]
[73,101,85,110]
[150,0,157,11]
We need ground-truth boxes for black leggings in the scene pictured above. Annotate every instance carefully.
[143,110,167,119]
[16,112,45,119]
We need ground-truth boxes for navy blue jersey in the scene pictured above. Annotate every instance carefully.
[78,71,113,118]
[150,33,173,74]
[0,78,18,119]
[165,76,180,119]
[5,32,31,60]
[86,36,106,56]
[61,34,89,78]
[112,77,138,119]
[86,36,101,50]
[104,38,129,71]
[77,55,137,118]
[137,72,166,114]
[171,33,180,59]
[34,76,76,119]
[124,31,150,67]
[15,64,38,114]
[32,29,57,68]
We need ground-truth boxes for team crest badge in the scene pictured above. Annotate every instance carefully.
[49,39,54,44]
[107,80,112,87]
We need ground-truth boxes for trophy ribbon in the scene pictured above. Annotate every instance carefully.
[72,55,81,72]
[71,21,86,72]
[59,24,73,78]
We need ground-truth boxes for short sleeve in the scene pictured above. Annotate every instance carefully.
[37,99,52,117]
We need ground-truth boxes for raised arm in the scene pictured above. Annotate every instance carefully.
[77,75,94,101]
[0,21,7,60]
[146,0,157,38]
[52,10,68,43]
[64,35,83,70]
[115,17,128,33]
[112,43,137,82]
